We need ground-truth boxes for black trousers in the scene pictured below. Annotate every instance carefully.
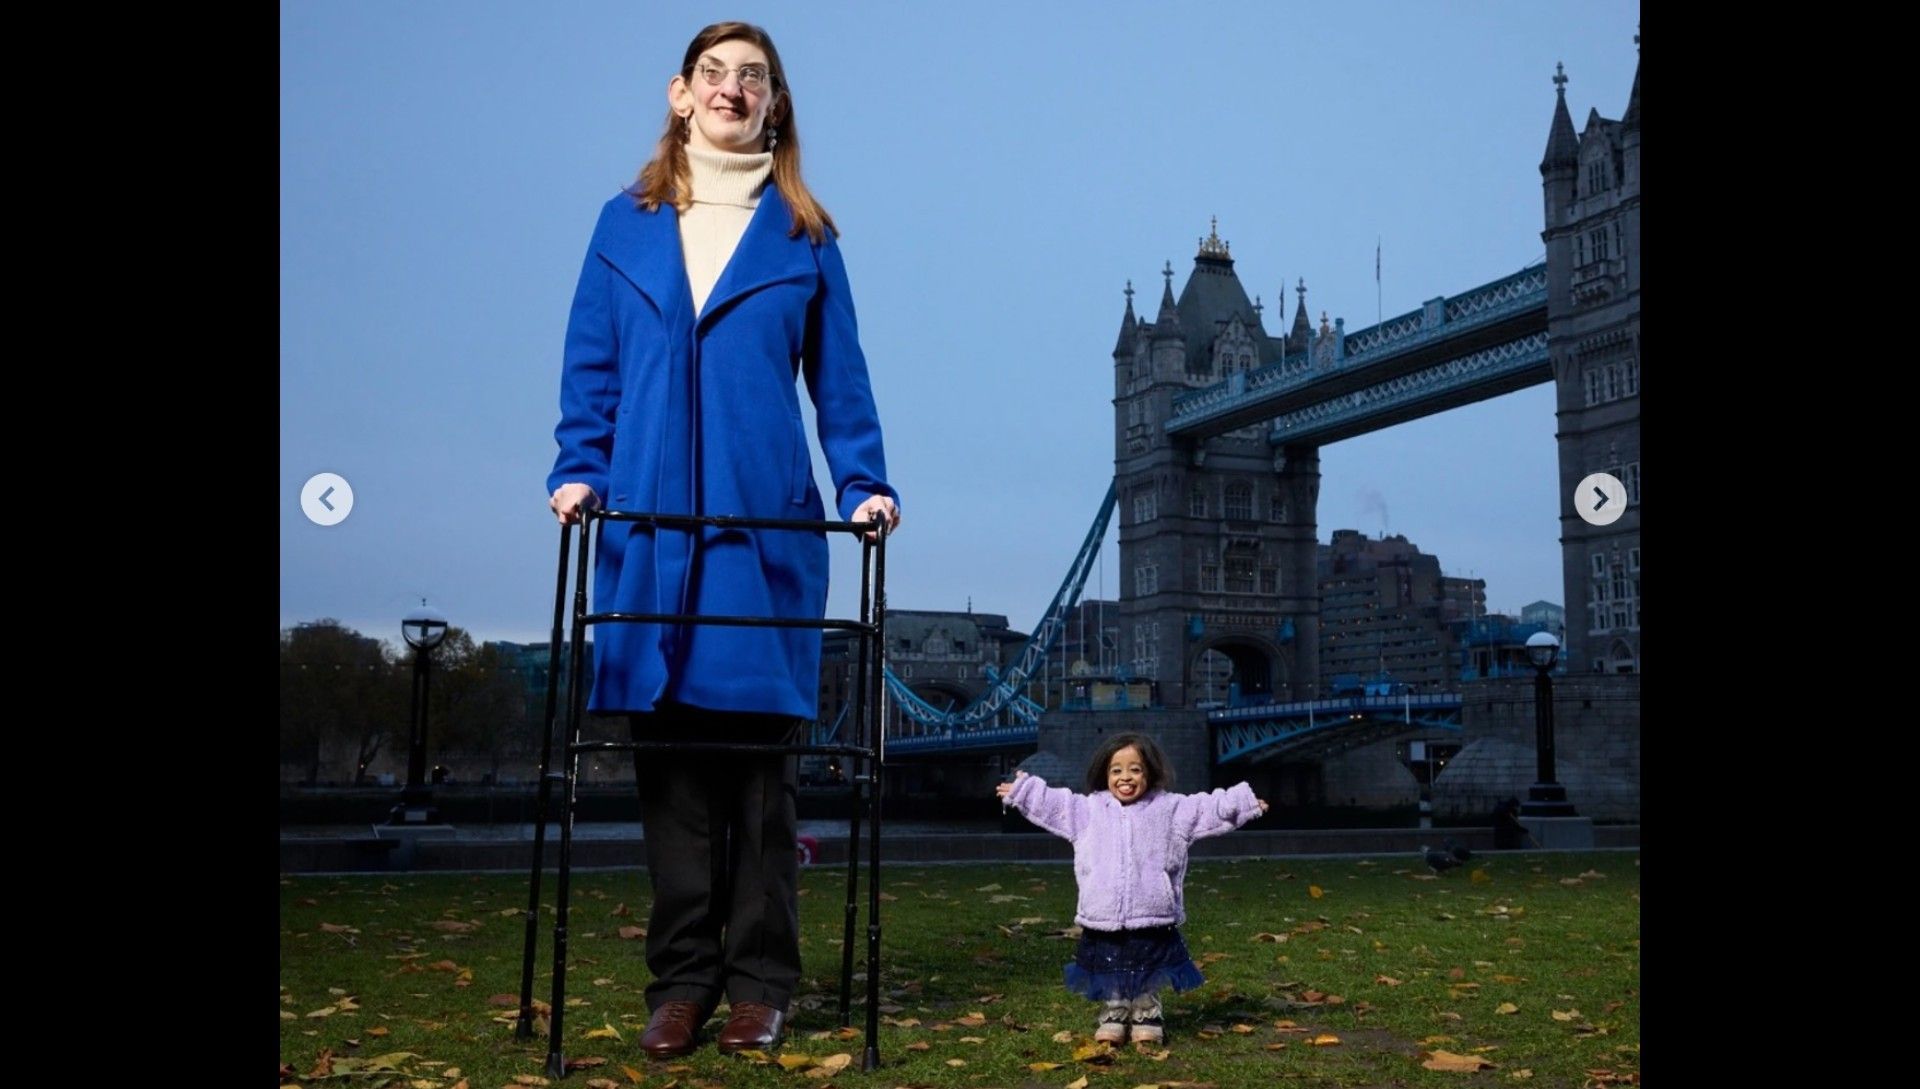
[628,706,802,1015]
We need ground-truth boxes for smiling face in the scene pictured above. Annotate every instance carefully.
[668,37,781,154]
[1106,744,1150,804]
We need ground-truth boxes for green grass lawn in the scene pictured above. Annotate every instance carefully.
[281,851,1638,1089]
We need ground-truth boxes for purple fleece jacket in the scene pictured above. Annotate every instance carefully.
[1006,774,1264,930]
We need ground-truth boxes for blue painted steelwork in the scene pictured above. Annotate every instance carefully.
[1211,693,1464,763]
[881,482,1118,749]
[1165,263,1548,435]
[1267,333,1547,445]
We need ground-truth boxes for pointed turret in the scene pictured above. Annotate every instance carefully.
[1153,260,1182,340]
[1542,62,1579,173]
[1114,280,1138,357]
[1622,43,1639,133]
[1290,278,1311,352]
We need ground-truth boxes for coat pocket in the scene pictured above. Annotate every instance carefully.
[788,414,811,506]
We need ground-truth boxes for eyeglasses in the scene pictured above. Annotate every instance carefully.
[693,62,773,93]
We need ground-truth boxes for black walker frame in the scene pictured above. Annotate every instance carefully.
[513,508,890,1076]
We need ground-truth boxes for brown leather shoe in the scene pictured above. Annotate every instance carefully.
[715,1001,786,1053]
[640,1000,706,1059]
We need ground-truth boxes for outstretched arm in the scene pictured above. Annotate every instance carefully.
[1170,782,1268,842]
[998,772,1089,842]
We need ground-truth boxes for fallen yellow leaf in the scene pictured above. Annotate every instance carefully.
[1052,1029,1076,1042]
[905,1042,931,1052]
[582,1019,623,1042]
[1423,1049,1496,1072]
[1030,1061,1064,1071]
[945,1058,967,1067]
[616,926,646,940]
[1495,1003,1519,1015]
[1552,1009,1582,1021]
[1310,1034,1341,1046]
[1308,885,1325,899]
[776,1054,814,1071]
[805,1054,853,1079]
[1510,1069,1534,1080]
[1067,1078,1089,1089]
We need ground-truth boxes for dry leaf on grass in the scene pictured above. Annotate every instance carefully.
[1423,1049,1497,1072]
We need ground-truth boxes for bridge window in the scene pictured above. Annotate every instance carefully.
[1189,484,1208,518]
[1269,495,1286,521]
[1626,462,1639,503]
[1135,564,1159,596]
[1199,562,1220,593]
[1131,487,1157,524]
[1623,357,1638,396]
[1586,159,1607,195]
[1588,227,1610,263]
[1259,566,1278,594]
[1225,543,1258,593]
[1224,482,1253,521]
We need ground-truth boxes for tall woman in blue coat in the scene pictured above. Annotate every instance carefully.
[547,21,901,1061]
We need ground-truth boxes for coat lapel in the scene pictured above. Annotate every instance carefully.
[595,193,693,334]
[697,186,816,330]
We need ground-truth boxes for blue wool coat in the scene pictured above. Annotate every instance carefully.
[1006,775,1264,930]
[547,187,898,719]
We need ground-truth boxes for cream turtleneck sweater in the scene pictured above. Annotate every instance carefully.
[680,146,774,316]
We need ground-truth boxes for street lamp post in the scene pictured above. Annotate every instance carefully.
[389,602,449,825]
[1520,631,1576,817]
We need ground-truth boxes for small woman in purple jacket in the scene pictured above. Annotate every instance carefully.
[996,733,1268,1044]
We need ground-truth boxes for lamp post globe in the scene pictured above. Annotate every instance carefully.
[390,602,449,824]
[1520,631,1575,817]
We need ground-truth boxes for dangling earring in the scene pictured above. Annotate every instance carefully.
[680,113,691,142]
[766,125,779,152]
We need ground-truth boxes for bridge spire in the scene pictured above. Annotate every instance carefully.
[1623,33,1640,132]
[1290,277,1312,350]
[1197,215,1231,261]
[1114,279,1138,355]
[1541,61,1578,173]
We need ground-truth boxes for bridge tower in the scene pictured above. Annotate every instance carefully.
[1543,46,1641,674]
[1112,222,1325,709]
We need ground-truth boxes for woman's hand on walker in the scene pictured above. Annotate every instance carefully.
[852,494,901,541]
[549,483,600,525]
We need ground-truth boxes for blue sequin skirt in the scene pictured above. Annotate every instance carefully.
[1063,925,1205,1001]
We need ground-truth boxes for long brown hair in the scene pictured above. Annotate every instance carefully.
[632,21,837,244]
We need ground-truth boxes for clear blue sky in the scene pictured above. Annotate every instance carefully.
[280,0,1640,647]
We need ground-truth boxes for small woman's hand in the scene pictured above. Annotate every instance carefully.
[550,483,600,525]
[993,770,1028,799]
[851,494,901,542]
[1256,798,1270,814]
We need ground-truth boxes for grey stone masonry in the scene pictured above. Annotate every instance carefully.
[1021,709,1213,792]
[1318,739,1424,809]
[1433,674,1639,822]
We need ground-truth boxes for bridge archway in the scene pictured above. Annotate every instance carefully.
[1604,639,1638,674]
[1187,635,1289,708]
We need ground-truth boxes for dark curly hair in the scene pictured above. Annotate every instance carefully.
[1083,732,1174,794]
